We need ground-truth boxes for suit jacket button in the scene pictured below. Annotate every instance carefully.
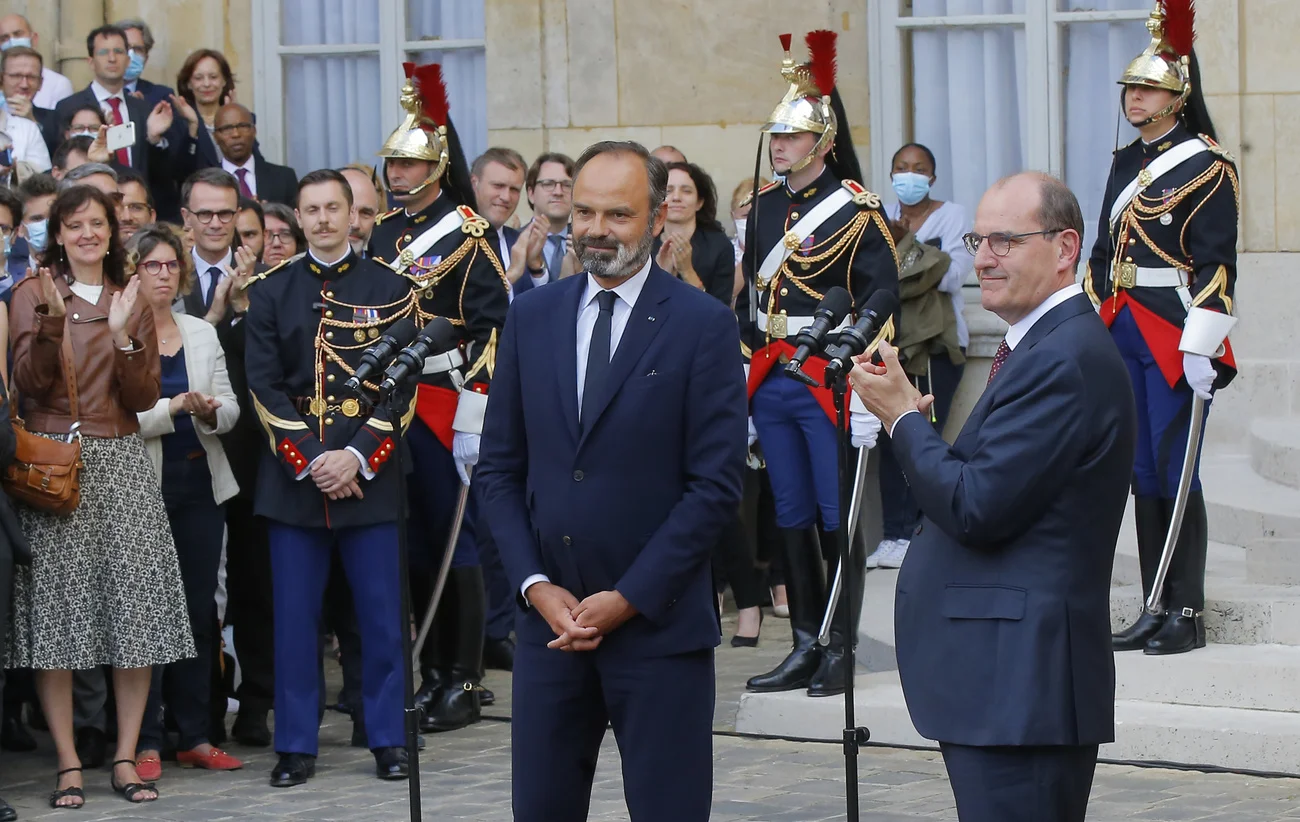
[563,536,572,546]
[573,470,584,481]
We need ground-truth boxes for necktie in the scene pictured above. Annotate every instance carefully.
[986,339,1011,385]
[235,168,253,198]
[546,234,565,281]
[205,267,221,309]
[581,290,617,431]
[105,97,129,166]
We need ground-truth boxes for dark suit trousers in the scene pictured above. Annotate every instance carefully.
[224,496,275,711]
[512,642,714,822]
[940,742,1098,822]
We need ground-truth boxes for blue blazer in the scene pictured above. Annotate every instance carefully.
[506,225,557,297]
[892,293,1136,748]
[477,264,747,658]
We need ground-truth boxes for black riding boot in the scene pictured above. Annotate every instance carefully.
[1146,491,1208,655]
[413,574,454,716]
[424,566,486,731]
[1112,496,1169,651]
[746,528,826,692]
[808,525,867,697]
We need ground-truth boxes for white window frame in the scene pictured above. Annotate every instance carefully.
[251,0,486,166]
[867,3,1151,189]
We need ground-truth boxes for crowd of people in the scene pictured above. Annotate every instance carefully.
[0,13,977,819]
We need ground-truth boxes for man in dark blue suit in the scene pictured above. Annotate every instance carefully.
[477,141,747,822]
[851,172,1136,822]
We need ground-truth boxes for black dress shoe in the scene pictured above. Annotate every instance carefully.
[0,795,15,822]
[480,687,495,707]
[421,681,482,732]
[1,715,36,752]
[75,726,107,769]
[232,709,272,747]
[269,753,316,788]
[807,648,850,697]
[746,628,823,693]
[1112,609,1165,651]
[413,676,445,713]
[483,637,515,672]
[1144,608,1206,655]
[374,746,409,780]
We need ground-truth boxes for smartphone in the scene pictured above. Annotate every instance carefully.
[106,121,135,153]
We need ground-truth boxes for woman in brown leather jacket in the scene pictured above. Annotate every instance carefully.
[6,186,195,808]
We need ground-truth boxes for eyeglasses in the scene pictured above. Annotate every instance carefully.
[213,122,254,135]
[123,202,152,216]
[190,209,237,225]
[962,229,1064,257]
[535,179,572,192]
[266,229,295,244]
[2,72,40,84]
[139,260,182,275]
[94,47,127,58]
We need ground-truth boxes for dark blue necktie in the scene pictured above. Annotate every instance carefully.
[204,267,220,309]
[581,290,617,431]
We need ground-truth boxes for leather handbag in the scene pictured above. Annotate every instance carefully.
[3,331,84,515]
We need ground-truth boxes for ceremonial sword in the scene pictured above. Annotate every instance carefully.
[412,467,471,662]
[1145,394,1205,615]
[818,445,870,646]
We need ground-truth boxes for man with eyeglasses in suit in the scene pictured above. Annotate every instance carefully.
[515,152,576,296]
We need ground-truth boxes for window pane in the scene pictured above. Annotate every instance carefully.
[406,49,488,167]
[281,0,379,46]
[283,55,382,173]
[907,0,1026,16]
[1061,16,1150,260]
[1057,0,1150,11]
[904,25,1027,215]
[407,0,485,40]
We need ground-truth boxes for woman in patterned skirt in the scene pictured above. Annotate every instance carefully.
[7,186,196,808]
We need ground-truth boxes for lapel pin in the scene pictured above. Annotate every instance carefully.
[647,315,656,322]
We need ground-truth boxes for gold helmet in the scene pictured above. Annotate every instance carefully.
[763,31,838,175]
[1118,1,1195,125]
[378,62,450,197]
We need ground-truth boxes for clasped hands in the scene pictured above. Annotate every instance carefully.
[528,582,637,652]
[311,449,364,501]
[848,341,935,434]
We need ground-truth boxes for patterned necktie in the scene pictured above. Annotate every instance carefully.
[205,267,221,309]
[546,234,565,281]
[986,339,1011,386]
[105,97,129,166]
[235,168,253,198]
[581,290,617,431]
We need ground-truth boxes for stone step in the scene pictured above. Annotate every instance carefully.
[1202,454,1300,545]
[735,672,1300,775]
[1114,643,1300,713]
[1110,583,1300,646]
[1250,418,1300,489]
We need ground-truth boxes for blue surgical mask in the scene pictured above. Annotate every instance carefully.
[24,219,47,253]
[892,172,932,207]
[1,37,32,51]
[2,235,9,259]
[124,50,146,82]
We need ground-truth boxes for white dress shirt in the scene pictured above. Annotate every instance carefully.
[222,156,257,197]
[92,80,132,165]
[32,68,73,110]
[888,283,1084,438]
[192,247,233,308]
[0,109,51,174]
[520,256,653,601]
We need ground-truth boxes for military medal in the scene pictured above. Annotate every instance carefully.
[354,329,368,342]
[1160,213,1173,225]
[368,328,379,339]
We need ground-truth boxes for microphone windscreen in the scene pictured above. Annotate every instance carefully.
[383,317,420,348]
[414,317,458,352]
[863,289,900,321]
[821,286,853,322]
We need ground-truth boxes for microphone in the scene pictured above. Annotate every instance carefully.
[783,286,854,386]
[344,317,418,394]
[822,290,901,385]
[379,318,459,395]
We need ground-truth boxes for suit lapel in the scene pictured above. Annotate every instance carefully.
[577,266,672,448]
[556,277,584,444]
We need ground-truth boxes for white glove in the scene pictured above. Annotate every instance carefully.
[850,410,881,450]
[1182,352,1216,401]
[452,431,480,486]
[747,416,758,447]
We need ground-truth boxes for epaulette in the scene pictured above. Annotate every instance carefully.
[841,179,882,209]
[1199,134,1236,163]
[457,205,491,238]
[739,180,782,208]
[239,253,301,292]
[374,207,402,225]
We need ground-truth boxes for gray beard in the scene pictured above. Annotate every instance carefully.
[577,225,655,281]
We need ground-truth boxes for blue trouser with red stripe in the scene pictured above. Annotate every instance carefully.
[750,370,840,531]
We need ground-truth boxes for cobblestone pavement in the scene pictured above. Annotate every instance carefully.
[2,615,1299,820]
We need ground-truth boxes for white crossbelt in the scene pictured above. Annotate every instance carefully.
[421,348,465,375]
[756,312,850,339]
[756,187,854,285]
[1129,266,1187,288]
[1109,140,1209,227]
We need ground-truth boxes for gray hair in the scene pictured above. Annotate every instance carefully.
[113,18,155,52]
[59,162,118,190]
[995,171,1085,272]
[574,141,668,216]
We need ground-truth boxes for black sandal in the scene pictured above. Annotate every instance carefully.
[49,766,85,809]
[110,759,158,803]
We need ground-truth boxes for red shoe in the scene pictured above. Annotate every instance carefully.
[135,755,162,782]
[176,747,243,771]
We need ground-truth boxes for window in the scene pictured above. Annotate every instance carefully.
[252,0,486,176]
[868,0,1153,260]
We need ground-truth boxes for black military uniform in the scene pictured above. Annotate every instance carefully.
[244,248,416,784]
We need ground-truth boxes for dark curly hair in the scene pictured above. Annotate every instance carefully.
[665,161,724,234]
[38,186,130,287]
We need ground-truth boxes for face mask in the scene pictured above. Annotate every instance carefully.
[892,172,932,206]
[24,219,47,253]
[1,37,32,51]
[733,217,746,239]
[69,128,96,139]
[2,235,9,259]
[124,50,146,82]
